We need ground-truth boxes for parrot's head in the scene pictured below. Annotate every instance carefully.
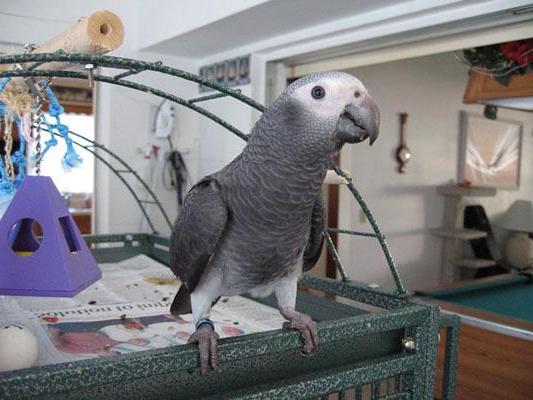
[281,71,380,149]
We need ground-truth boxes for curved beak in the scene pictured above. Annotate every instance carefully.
[335,95,380,146]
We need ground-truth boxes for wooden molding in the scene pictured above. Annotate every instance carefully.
[464,70,533,103]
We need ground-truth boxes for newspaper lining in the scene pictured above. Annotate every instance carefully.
[0,255,285,367]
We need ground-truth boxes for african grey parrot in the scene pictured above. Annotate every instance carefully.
[169,71,379,375]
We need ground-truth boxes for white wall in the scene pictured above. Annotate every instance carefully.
[196,84,255,177]
[338,53,532,290]
[94,61,255,236]
[94,51,201,236]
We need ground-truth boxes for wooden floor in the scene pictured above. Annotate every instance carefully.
[435,323,533,400]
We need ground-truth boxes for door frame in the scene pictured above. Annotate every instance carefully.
[263,17,533,280]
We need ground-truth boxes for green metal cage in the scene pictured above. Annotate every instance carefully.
[0,52,459,400]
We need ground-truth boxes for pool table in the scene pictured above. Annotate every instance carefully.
[420,273,533,400]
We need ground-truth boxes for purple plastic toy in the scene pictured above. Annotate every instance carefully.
[0,176,101,297]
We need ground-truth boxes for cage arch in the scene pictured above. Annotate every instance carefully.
[0,51,406,295]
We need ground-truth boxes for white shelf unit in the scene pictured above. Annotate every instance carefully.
[451,258,497,269]
[431,185,496,283]
[430,228,487,240]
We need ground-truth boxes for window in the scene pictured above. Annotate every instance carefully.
[29,112,95,195]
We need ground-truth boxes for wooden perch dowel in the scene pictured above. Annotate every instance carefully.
[33,10,124,57]
[0,11,124,112]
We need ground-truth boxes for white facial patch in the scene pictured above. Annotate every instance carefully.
[292,75,367,119]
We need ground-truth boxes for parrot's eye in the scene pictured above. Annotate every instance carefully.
[354,91,361,98]
[311,86,325,99]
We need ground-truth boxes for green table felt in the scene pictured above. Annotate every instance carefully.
[431,280,533,323]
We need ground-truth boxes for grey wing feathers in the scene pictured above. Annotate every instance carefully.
[169,177,228,292]
[303,195,325,272]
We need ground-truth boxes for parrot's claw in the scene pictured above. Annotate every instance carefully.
[188,324,220,375]
[280,309,319,355]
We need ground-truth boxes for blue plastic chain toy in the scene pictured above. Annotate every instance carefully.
[0,77,83,199]
[38,80,83,170]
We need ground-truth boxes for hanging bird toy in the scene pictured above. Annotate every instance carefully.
[0,77,83,197]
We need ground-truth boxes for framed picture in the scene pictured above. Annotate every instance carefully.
[459,112,522,189]
[198,66,208,93]
[198,64,216,93]
[215,62,225,85]
[198,55,251,92]
[237,55,250,85]
[225,58,238,87]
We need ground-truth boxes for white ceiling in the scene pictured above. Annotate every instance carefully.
[1,0,531,64]
[283,9,533,67]
[140,0,397,57]
[139,0,533,66]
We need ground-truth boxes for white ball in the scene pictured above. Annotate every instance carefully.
[0,325,39,371]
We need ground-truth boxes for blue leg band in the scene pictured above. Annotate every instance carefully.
[195,318,214,331]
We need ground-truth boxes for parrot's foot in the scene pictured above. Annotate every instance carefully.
[280,308,319,355]
[188,320,219,375]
